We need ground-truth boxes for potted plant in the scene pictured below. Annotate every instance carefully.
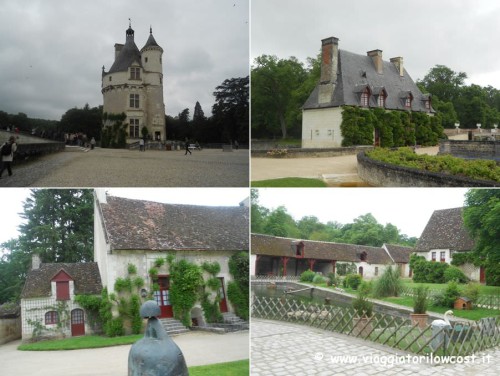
[410,285,429,329]
[352,291,373,338]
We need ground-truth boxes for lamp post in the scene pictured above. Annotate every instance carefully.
[477,123,482,133]
[454,122,460,134]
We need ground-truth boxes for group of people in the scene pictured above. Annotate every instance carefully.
[0,136,17,179]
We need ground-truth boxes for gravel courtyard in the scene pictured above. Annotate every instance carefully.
[0,147,249,187]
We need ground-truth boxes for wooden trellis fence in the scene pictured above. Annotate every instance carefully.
[252,296,500,356]
[400,287,500,310]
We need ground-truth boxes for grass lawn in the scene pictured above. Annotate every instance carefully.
[381,296,499,320]
[401,280,500,295]
[189,360,248,376]
[251,177,327,187]
[18,334,143,351]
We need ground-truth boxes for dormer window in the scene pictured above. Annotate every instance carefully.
[378,94,386,108]
[52,269,72,301]
[405,96,412,108]
[422,94,432,111]
[359,251,367,262]
[400,91,413,109]
[361,88,370,107]
[130,67,141,80]
[292,241,305,258]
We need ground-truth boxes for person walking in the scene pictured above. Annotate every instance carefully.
[90,137,96,150]
[184,140,192,155]
[0,136,18,178]
[139,138,145,152]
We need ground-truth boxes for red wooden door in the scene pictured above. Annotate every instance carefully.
[218,277,228,313]
[480,266,486,283]
[71,309,85,336]
[154,276,173,318]
[358,266,364,277]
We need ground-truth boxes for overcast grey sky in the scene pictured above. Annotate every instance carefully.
[255,188,469,238]
[252,0,500,89]
[0,188,248,250]
[0,0,249,121]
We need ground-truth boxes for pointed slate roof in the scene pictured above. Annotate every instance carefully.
[303,49,432,113]
[99,196,249,252]
[141,28,162,51]
[251,233,393,264]
[21,262,102,299]
[108,26,142,74]
[414,207,475,252]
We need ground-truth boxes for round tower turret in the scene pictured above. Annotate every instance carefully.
[141,27,163,75]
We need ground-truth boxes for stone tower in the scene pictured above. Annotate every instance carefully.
[102,22,166,142]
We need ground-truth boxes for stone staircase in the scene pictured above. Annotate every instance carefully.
[159,318,190,336]
[222,312,249,331]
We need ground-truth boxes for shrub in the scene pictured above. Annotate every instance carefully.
[410,254,449,284]
[437,281,461,308]
[358,280,373,296]
[154,258,165,268]
[300,269,316,282]
[127,263,137,275]
[344,273,362,290]
[227,281,248,320]
[462,282,480,303]
[352,291,373,317]
[312,274,326,284]
[413,286,429,314]
[373,266,402,298]
[327,273,339,287]
[336,262,357,276]
[444,266,468,283]
[106,317,124,337]
[129,295,142,334]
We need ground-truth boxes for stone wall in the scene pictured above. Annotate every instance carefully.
[252,145,373,158]
[357,152,499,187]
[0,317,21,345]
[439,139,500,161]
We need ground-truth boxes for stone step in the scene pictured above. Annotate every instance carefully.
[159,318,190,336]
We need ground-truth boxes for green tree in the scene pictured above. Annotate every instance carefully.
[463,189,500,286]
[264,206,298,238]
[250,189,269,234]
[60,104,103,140]
[251,55,307,139]
[0,189,94,303]
[417,65,467,103]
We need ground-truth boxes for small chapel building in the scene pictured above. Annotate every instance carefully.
[102,22,166,142]
[302,36,434,148]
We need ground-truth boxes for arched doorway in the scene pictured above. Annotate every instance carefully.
[358,266,364,277]
[71,309,85,337]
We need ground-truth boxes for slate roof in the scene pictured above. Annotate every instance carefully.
[414,207,475,252]
[303,49,432,113]
[251,234,393,264]
[100,196,249,251]
[384,244,414,263]
[21,262,102,299]
[108,27,142,74]
[141,31,162,51]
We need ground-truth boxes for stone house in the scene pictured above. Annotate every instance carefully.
[20,256,102,341]
[102,22,166,142]
[94,191,249,326]
[414,207,484,282]
[251,233,410,279]
[302,36,434,148]
[382,243,414,278]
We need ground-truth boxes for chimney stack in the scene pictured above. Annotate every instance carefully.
[114,43,124,60]
[318,37,339,104]
[390,57,404,77]
[32,254,41,270]
[367,50,383,74]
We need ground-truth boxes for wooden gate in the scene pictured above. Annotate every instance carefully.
[71,309,85,337]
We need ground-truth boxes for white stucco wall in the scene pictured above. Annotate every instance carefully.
[302,107,343,148]
[250,254,257,276]
[353,262,392,279]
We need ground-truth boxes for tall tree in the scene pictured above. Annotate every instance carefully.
[60,104,103,139]
[193,101,206,124]
[212,76,249,143]
[463,189,500,286]
[418,65,467,103]
[0,189,94,303]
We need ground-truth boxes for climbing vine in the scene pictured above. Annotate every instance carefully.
[27,301,70,340]
[227,252,249,321]
[200,261,223,323]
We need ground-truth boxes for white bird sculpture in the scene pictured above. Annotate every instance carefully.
[431,310,454,327]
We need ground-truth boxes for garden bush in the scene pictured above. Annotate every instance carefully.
[372,266,402,298]
[352,291,373,317]
[413,285,429,314]
[436,281,461,308]
[444,265,468,283]
[312,274,326,284]
[358,280,373,296]
[410,255,449,283]
[300,269,316,282]
[344,273,362,290]
[462,282,480,303]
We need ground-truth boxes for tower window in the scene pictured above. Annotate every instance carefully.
[160,77,162,84]
[129,94,140,108]
[129,118,140,138]
[109,76,112,82]
[145,57,148,63]
[130,67,141,80]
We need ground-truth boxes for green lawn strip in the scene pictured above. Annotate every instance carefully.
[189,359,249,376]
[18,334,143,351]
[251,177,327,187]
[401,281,500,295]
[381,296,499,320]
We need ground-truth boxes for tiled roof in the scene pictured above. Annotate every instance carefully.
[251,234,393,264]
[100,196,249,251]
[108,31,142,74]
[21,262,102,299]
[303,49,432,113]
[141,32,162,51]
[414,207,475,252]
[383,243,414,263]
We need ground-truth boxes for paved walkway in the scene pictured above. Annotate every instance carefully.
[0,147,249,187]
[0,330,248,376]
[251,134,468,184]
[251,319,499,376]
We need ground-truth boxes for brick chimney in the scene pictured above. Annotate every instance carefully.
[32,254,41,270]
[318,37,339,105]
[114,43,124,60]
[390,57,404,77]
[367,49,383,74]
